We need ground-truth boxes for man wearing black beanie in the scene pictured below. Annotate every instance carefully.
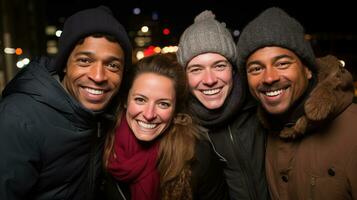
[237,7,357,199]
[0,6,132,200]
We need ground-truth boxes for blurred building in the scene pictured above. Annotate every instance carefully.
[0,0,46,92]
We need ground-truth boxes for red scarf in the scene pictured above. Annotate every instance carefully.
[107,116,160,200]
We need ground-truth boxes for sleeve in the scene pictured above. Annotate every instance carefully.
[192,139,229,200]
[0,103,41,200]
[346,145,357,199]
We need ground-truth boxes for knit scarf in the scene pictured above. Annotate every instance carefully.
[107,116,160,200]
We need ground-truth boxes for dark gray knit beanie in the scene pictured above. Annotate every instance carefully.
[236,7,316,72]
[51,5,132,77]
[177,10,237,68]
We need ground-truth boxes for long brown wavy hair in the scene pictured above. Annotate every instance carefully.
[103,53,201,199]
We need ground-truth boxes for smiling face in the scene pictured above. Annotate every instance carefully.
[126,73,176,142]
[186,53,233,110]
[246,46,312,114]
[62,36,125,111]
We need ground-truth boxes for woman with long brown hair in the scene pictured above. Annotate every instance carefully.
[103,53,228,200]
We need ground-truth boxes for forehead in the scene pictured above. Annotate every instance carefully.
[72,36,124,54]
[131,73,175,96]
[248,46,300,62]
[188,53,228,66]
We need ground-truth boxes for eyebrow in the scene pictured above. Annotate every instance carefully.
[246,54,295,67]
[74,51,124,63]
[132,93,173,102]
[187,59,229,69]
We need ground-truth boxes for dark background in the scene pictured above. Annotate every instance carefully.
[1,0,357,91]
[47,0,357,81]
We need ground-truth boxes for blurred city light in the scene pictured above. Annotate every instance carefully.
[340,59,345,67]
[163,28,170,35]
[136,51,145,60]
[47,40,58,54]
[55,30,62,37]
[15,48,23,55]
[45,26,56,35]
[133,8,141,15]
[141,26,149,33]
[16,58,30,68]
[233,29,240,37]
[4,47,15,54]
[161,46,178,54]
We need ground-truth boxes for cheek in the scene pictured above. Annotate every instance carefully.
[160,109,175,123]
[247,76,258,90]
[126,102,140,118]
[187,75,200,88]
[220,70,233,83]
[110,72,123,87]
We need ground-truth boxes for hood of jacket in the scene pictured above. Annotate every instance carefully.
[259,55,355,139]
[2,57,115,127]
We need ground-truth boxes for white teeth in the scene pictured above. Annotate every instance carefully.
[85,88,104,95]
[138,121,157,129]
[202,88,220,95]
[265,89,283,97]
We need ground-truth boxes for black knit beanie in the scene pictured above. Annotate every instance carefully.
[236,7,316,73]
[50,6,132,78]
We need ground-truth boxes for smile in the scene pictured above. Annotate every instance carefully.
[264,89,284,97]
[202,88,221,95]
[138,121,158,129]
[85,87,104,95]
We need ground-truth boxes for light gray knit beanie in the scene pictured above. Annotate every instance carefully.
[177,10,237,68]
[236,7,316,72]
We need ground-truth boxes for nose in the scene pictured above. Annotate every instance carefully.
[143,104,157,121]
[263,67,280,85]
[88,63,108,83]
[202,69,218,86]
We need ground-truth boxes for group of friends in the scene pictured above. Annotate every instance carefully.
[0,5,356,200]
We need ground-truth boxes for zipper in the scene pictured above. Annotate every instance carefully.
[97,122,101,138]
[230,124,258,199]
[228,125,234,144]
[205,131,227,162]
[88,122,102,198]
[116,183,128,200]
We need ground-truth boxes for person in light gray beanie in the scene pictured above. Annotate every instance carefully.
[177,10,237,68]
[236,7,316,73]
[177,10,269,200]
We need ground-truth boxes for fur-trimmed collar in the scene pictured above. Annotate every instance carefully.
[258,55,355,139]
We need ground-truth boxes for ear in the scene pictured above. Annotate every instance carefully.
[305,66,312,80]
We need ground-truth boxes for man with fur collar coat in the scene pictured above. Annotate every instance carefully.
[237,7,357,200]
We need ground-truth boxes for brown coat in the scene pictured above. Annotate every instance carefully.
[261,55,357,200]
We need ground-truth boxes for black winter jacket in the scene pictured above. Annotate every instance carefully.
[189,72,269,200]
[0,58,113,200]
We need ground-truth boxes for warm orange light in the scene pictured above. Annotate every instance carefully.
[15,48,23,55]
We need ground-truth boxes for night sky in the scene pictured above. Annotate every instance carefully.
[44,0,357,37]
[41,0,357,76]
